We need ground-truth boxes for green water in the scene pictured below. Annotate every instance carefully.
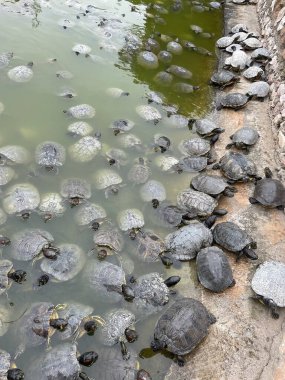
[0,0,222,378]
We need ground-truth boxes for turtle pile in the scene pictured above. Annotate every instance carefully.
[0,0,283,379]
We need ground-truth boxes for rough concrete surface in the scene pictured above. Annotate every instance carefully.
[165,2,285,380]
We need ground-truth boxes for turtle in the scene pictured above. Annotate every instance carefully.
[86,260,126,303]
[74,202,107,227]
[136,105,162,124]
[0,349,24,380]
[140,180,166,204]
[241,38,262,50]
[137,51,159,69]
[38,192,66,222]
[0,259,26,295]
[225,43,244,54]
[35,141,66,171]
[127,158,151,184]
[191,174,237,198]
[173,83,199,94]
[93,223,124,253]
[110,119,135,135]
[117,209,144,238]
[226,127,260,151]
[178,138,210,157]
[0,52,13,69]
[224,50,251,71]
[133,230,166,262]
[242,66,264,81]
[68,136,102,162]
[210,70,239,88]
[164,114,189,129]
[181,40,197,51]
[246,81,270,100]
[157,50,173,64]
[251,48,271,63]
[93,169,124,198]
[216,35,238,49]
[166,65,192,79]
[10,229,58,261]
[7,64,33,83]
[165,222,213,261]
[249,167,285,209]
[176,188,218,219]
[72,43,92,56]
[149,201,184,229]
[213,221,257,260]
[232,32,252,43]
[154,155,179,172]
[117,133,144,151]
[251,261,285,319]
[230,24,249,34]
[146,91,166,105]
[0,166,15,186]
[152,134,171,153]
[40,243,86,282]
[60,178,91,207]
[153,71,173,86]
[64,104,95,119]
[190,24,203,34]
[57,87,77,98]
[67,121,94,137]
[190,118,225,139]
[209,1,222,8]
[0,145,30,165]
[176,156,208,173]
[105,87,130,98]
[217,93,249,110]
[3,183,40,219]
[56,70,74,79]
[166,41,183,55]
[196,246,235,292]
[213,151,258,183]
[150,298,216,366]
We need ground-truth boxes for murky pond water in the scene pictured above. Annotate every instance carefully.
[0,0,222,378]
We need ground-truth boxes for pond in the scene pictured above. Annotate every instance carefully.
[0,0,222,378]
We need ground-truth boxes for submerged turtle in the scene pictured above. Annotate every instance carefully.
[225,43,244,54]
[39,192,66,221]
[104,148,129,167]
[117,133,144,151]
[165,222,213,261]
[213,222,257,260]
[140,180,166,204]
[217,93,249,110]
[230,24,249,34]
[133,230,166,262]
[8,64,33,83]
[72,43,92,55]
[241,37,262,50]
[210,70,239,88]
[151,298,216,366]
[149,201,184,228]
[128,158,151,184]
[69,136,101,162]
[110,119,135,135]
[93,223,124,253]
[137,51,159,69]
[242,66,264,81]
[0,145,30,165]
[166,65,192,79]
[173,82,199,94]
[67,121,94,137]
[154,155,179,172]
[64,104,95,119]
[93,169,124,198]
[0,166,15,186]
[146,91,166,105]
[191,174,237,198]
[3,183,40,219]
[136,105,162,124]
[60,178,91,207]
[0,259,26,295]
[0,349,24,380]
[74,202,107,227]
[0,52,13,69]
[117,209,144,237]
[226,127,259,151]
[249,167,285,209]
[251,261,285,319]
[177,188,218,218]
[196,247,235,292]
[35,141,66,171]
[246,81,270,100]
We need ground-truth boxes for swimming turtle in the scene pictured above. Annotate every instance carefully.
[104,148,129,168]
[93,223,124,252]
[177,156,208,173]
[74,202,107,227]
[72,43,92,56]
[152,134,171,153]
[137,51,159,69]
[226,127,260,151]
[249,167,285,209]
[110,119,135,135]
[105,87,130,98]
[213,151,258,183]
[242,66,264,81]
[40,243,86,282]
[146,91,166,105]
[56,70,74,79]
[189,119,224,141]
[136,105,162,124]
[0,349,24,380]
[0,145,30,165]
[117,133,144,151]
[57,87,77,98]
[217,93,249,110]
[3,183,40,219]
[0,166,15,186]
[0,259,26,295]
[128,158,151,184]
[246,81,270,100]
[133,230,166,262]
[178,138,211,157]
[93,169,124,198]
[154,71,173,86]
[86,260,126,303]
[69,136,102,162]
[251,261,285,319]
[251,48,271,63]
[149,201,184,228]
[196,246,235,292]
[166,65,192,79]
[10,229,58,261]
[140,180,166,204]
[0,52,13,69]
[150,298,216,366]
[35,141,66,171]
[190,24,203,34]
[213,221,257,259]
[117,209,144,237]
[38,192,66,222]
[157,50,173,64]
[241,37,262,50]
[210,70,239,88]
[60,178,91,207]
[176,188,218,218]
[191,174,237,198]
[154,155,179,172]
[173,83,199,94]
[64,104,95,119]
[165,222,213,261]
[8,64,33,83]
[166,41,183,54]
[216,35,238,49]
[164,114,189,129]
[224,50,251,71]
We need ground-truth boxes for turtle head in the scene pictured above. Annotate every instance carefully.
[151,339,164,351]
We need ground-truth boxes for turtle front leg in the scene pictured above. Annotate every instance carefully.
[252,295,279,319]
[174,355,185,367]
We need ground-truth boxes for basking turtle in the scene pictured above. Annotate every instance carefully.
[57,87,77,98]
[93,224,124,253]
[217,93,249,110]
[117,209,144,237]
[251,261,285,319]
[128,158,151,184]
[213,151,258,183]
[249,167,285,209]
[157,50,173,64]
[242,66,264,81]
[39,192,66,221]
[216,35,238,49]
[246,81,270,100]
[0,349,24,380]
[133,230,166,262]
[35,141,66,171]
[0,145,30,165]
[60,178,91,207]
[230,24,249,34]
[67,121,94,137]
[10,229,58,261]
[241,38,262,50]
[136,105,162,124]
[165,222,213,261]
[226,127,259,151]
[110,119,135,135]
[3,183,40,219]
[74,202,107,227]
[72,43,92,55]
[196,247,235,292]
[151,298,216,366]
[225,43,243,54]
[212,222,257,259]
[69,136,101,162]
[166,65,192,79]
[137,51,159,69]
[224,50,251,71]
[140,180,166,204]
[154,155,179,172]
[178,138,210,157]
[0,52,13,69]
[56,70,73,79]
[251,48,271,63]
[177,188,218,218]
[0,166,15,186]
[93,169,124,198]
[64,104,95,119]
[191,174,237,198]
[210,70,239,88]
[40,243,86,282]
[7,64,33,83]
[167,41,183,54]
[177,156,208,173]
[0,259,26,295]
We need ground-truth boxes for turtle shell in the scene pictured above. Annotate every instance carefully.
[246,81,270,98]
[117,209,144,231]
[251,48,271,62]
[93,225,124,252]
[100,309,135,346]
[137,51,159,69]
[106,87,129,98]
[60,178,91,200]
[242,38,262,50]
[72,43,91,55]
[191,174,228,196]
[136,105,162,122]
[69,136,101,162]
[105,148,129,166]
[177,188,218,217]
[196,247,234,292]
[93,169,122,190]
[230,127,259,146]
[153,298,216,355]
[164,114,189,129]
[150,202,184,228]
[0,260,13,295]
[210,70,238,87]
[178,156,208,172]
[134,230,166,262]
[66,104,95,119]
[39,192,66,218]
[154,71,173,86]
[117,133,143,150]
[242,66,264,81]
[140,180,166,202]
[165,222,213,260]
[154,155,179,172]
[8,65,33,82]
[225,43,243,54]
[67,121,94,137]
[35,141,66,168]
[178,138,210,157]
[0,52,13,69]
[74,202,107,226]
[0,166,15,186]
[173,82,197,94]
[252,178,285,207]
[219,151,257,181]
[216,35,237,48]
[0,145,30,165]
[157,50,173,64]
[10,229,54,261]
[212,222,252,252]
[3,183,40,215]
[0,350,10,378]
[251,261,285,307]
[40,243,85,282]
[110,119,135,133]
[127,161,151,184]
[167,65,192,79]
[220,93,248,109]
[225,51,250,71]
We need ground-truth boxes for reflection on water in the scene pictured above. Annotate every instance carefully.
[0,0,222,378]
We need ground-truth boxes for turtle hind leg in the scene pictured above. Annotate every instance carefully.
[174,355,185,367]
